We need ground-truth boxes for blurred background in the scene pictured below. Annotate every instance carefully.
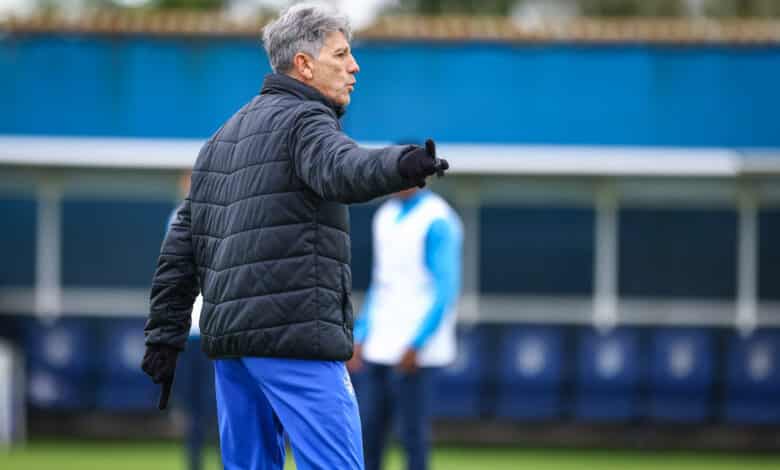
[1,0,780,469]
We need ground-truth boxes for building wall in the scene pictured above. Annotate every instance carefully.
[1,35,779,146]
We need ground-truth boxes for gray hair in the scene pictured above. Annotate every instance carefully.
[262,3,352,73]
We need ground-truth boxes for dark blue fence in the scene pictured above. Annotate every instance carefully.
[430,325,780,425]
[8,314,779,425]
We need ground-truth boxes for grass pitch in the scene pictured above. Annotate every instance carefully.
[1,441,778,469]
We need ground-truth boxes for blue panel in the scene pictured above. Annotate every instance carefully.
[23,317,97,410]
[480,206,594,294]
[97,318,147,381]
[431,326,487,418]
[3,37,780,147]
[759,210,780,300]
[619,209,737,299]
[345,43,780,147]
[95,381,159,411]
[647,328,714,422]
[95,322,216,412]
[724,330,780,424]
[24,317,97,376]
[495,326,564,420]
[0,198,36,286]
[27,366,94,410]
[95,326,215,412]
[574,328,643,421]
[349,203,379,291]
[94,321,158,411]
[0,36,265,138]
[62,199,174,287]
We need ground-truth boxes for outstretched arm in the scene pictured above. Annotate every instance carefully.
[290,104,416,204]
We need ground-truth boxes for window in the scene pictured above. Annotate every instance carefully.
[480,206,594,295]
[62,200,174,287]
[0,198,36,286]
[759,209,780,300]
[619,208,737,299]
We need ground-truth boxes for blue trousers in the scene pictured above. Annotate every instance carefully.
[214,357,364,470]
[354,362,434,470]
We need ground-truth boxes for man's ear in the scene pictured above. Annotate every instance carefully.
[293,52,314,80]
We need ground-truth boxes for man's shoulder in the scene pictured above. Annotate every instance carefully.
[246,93,312,120]
[288,99,339,123]
[232,93,331,122]
[251,98,340,137]
[215,94,331,140]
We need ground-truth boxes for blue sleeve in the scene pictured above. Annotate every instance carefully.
[410,217,462,350]
[353,286,375,344]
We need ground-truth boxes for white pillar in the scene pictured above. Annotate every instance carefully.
[736,185,758,336]
[454,179,481,324]
[35,182,62,319]
[593,183,619,333]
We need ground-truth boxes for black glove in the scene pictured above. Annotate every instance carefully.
[398,139,449,188]
[141,344,180,410]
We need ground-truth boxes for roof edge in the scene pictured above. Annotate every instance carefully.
[2,12,780,44]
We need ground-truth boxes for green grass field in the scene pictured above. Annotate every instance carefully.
[1,441,779,470]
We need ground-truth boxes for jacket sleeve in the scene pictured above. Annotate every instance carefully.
[289,104,415,204]
[144,199,200,350]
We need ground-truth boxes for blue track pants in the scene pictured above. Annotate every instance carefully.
[214,357,364,470]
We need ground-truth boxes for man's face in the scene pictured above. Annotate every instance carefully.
[308,31,359,107]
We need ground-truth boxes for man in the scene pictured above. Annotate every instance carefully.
[347,185,462,470]
[140,4,449,470]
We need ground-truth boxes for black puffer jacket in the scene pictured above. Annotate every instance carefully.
[144,73,414,360]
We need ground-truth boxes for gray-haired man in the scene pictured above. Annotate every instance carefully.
[140,3,448,469]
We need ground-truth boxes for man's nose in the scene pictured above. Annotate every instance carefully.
[348,55,360,74]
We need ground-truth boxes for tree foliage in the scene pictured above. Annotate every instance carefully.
[389,0,780,17]
[150,0,227,10]
[390,0,516,16]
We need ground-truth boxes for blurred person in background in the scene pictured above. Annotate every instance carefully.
[140,3,448,469]
[347,170,463,470]
[167,171,210,470]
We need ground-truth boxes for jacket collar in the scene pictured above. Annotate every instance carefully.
[260,73,345,118]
